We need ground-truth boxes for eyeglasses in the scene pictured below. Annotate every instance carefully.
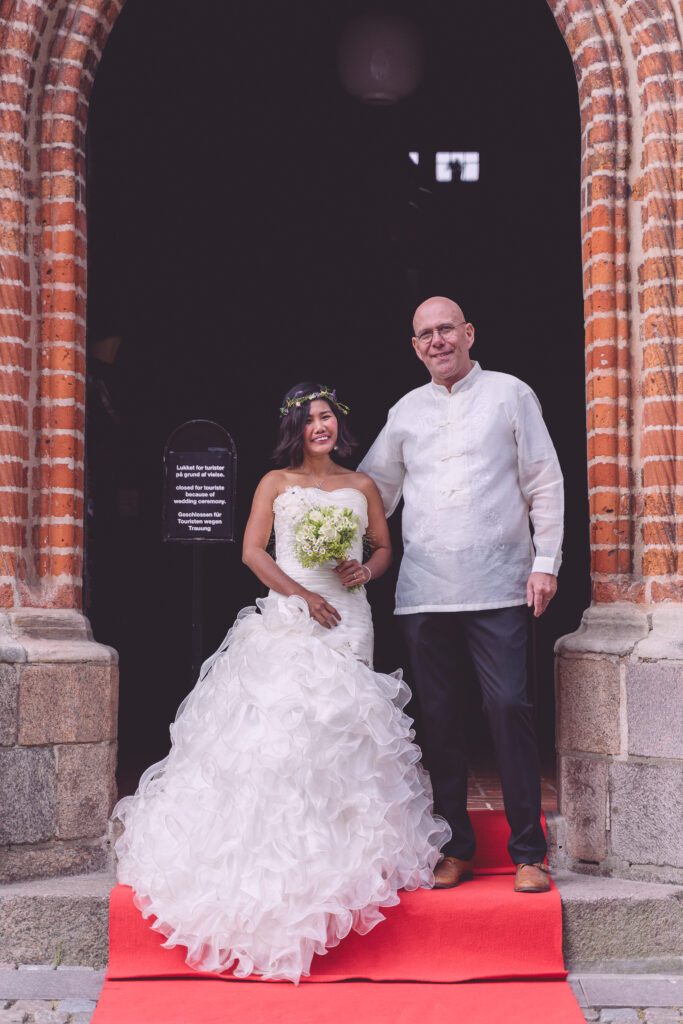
[415,321,467,345]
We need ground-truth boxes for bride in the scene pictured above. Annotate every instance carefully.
[113,382,450,984]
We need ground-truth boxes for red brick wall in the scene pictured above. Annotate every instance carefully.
[550,0,683,605]
[624,1,683,602]
[0,0,681,609]
[0,0,121,609]
[550,0,636,603]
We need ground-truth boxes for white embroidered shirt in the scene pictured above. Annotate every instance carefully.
[358,362,564,614]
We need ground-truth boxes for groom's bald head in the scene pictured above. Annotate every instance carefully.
[411,296,474,388]
[412,296,464,335]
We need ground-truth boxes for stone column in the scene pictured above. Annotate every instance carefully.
[555,606,683,883]
[0,1,123,882]
[548,1,683,885]
[0,609,118,882]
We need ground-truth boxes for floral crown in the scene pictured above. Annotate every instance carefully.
[279,387,350,418]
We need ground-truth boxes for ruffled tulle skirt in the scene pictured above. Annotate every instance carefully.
[113,594,450,983]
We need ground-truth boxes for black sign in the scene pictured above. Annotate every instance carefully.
[163,421,236,542]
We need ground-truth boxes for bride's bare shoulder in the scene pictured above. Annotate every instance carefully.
[344,470,376,496]
[254,469,288,500]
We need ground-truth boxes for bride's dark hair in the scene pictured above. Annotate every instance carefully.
[273,382,357,468]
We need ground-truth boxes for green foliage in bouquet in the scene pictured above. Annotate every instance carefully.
[294,505,360,569]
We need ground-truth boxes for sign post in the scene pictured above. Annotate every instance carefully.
[163,420,237,682]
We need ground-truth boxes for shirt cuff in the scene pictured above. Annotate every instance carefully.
[532,554,559,576]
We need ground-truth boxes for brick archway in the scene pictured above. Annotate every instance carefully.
[552,0,634,599]
[1,0,681,882]
[549,0,683,606]
[2,0,680,611]
[1,0,122,610]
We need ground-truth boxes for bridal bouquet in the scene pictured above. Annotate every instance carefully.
[294,505,360,576]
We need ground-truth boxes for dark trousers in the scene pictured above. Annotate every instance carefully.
[400,605,546,865]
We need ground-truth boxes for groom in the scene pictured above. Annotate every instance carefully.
[359,296,564,894]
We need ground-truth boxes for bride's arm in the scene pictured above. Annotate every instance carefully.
[335,476,392,589]
[242,473,341,628]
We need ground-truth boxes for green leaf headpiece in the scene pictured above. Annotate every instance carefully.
[279,387,350,418]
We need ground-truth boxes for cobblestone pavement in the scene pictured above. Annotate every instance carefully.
[0,999,95,1023]
[2,998,683,1023]
[583,1010,683,1022]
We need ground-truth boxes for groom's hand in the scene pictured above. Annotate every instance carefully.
[526,572,557,617]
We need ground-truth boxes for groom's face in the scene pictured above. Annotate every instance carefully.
[411,299,474,386]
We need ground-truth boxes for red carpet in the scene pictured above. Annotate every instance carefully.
[93,810,584,1023]
[107,874,566,983]
[94,979,584,1024]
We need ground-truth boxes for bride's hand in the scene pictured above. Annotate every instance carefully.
[335,559,369,589]
[302,591,341,628]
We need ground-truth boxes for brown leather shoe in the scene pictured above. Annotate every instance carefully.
[433,856,473,889]
[514,862,551,893]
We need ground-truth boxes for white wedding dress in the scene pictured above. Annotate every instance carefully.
[113,485,450,983]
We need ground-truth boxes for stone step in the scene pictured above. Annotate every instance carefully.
[0,869,682,971]
[0,871,113,968]
[555,870,683,973]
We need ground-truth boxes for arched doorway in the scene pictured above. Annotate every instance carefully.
[84,0,587,791]
[2,0,681,885]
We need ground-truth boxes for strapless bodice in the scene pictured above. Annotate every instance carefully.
[271,486,373,665]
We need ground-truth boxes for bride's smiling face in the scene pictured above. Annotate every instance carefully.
[303,400,338,457]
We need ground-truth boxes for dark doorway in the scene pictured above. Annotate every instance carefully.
[86,0,588,792]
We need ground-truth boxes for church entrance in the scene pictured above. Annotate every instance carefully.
[85,0,587,793]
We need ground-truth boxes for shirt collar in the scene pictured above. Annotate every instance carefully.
[429,361,482,397]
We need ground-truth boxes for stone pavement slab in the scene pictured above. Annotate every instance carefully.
[29,1010,68,1024]
[598,1011,640,1022]
[0,1011,28,1024]
[0,1003,94,1024]
[598,1011,643,1019]
[0,970,103,1002]
[574,974,683,1008]
[49,1004,94,1016]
